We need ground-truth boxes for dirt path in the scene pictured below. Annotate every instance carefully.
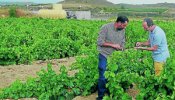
[0,57,76,89]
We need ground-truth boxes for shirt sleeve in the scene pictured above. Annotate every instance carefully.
[97,25,107,46]
[121,31,125,48]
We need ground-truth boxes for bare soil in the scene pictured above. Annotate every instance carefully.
[0,57,77,89]
[0,9,9,17]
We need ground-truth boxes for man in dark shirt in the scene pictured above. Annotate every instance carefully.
[97,16,129,100]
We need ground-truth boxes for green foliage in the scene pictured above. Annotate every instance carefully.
[71,51,99,96]
[0,64,75,99]
[0,53,99,99]
[0,18,106,65]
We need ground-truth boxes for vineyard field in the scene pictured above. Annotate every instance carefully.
[0,18,175,100]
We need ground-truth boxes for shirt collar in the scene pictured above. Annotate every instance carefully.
[150,26,157,34]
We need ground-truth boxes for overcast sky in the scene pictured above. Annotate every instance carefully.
[1,0,175,4]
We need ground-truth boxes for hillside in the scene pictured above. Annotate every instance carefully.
[0,2,34,5]
[115,3,175,8]
[1,1,175,18]
[59,0,115,7]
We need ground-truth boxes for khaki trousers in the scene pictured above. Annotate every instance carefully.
[154,61,165,76]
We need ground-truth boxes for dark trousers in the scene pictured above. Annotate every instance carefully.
[97,53,107,98]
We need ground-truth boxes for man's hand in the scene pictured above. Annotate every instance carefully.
[112,44,122,50]
[136,42,142,47]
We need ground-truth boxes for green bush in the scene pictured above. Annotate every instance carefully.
[9,7,17,17]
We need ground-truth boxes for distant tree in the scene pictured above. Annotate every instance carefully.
[121,5,125,9]
[9,6,17,17]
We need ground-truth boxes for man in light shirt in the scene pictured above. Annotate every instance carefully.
[136,18,170,76]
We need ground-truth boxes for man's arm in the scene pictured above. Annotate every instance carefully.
[102,42,122,49]
[136,45,158,51]
[136,40,150,47]
[136,32,162,51]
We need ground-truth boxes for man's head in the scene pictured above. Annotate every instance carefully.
[114,16,129,31]
[142,18,154,31]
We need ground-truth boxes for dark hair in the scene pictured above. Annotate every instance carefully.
[143,18,154,27]
[116,16,129,23]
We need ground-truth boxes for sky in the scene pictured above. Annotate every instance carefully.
[1,0,175,4]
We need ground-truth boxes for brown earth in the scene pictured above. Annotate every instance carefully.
[0,57,138,100]
[0,8,33,18]
[0,57,77,89]
[0,9,9,17]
